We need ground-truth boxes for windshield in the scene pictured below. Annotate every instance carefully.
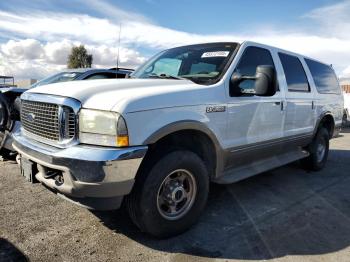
[30,72,83,88]
[131,42,238,85]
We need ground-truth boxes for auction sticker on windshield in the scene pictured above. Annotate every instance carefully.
[201,51,230,58]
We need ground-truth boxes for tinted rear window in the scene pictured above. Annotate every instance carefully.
[305,59,340,94]
[279,53,310,92]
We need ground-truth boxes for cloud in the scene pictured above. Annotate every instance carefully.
[0,39,146,80]
[342,66,350,78]
[75,0,151,23]
[0,55,63,80]
[304,0,350,39]
[0,9,197,49]
[1,0,350,80]
[0,10,119,45]
[1,39,43,60]
[44,40,74,64]
[89,45,146,67]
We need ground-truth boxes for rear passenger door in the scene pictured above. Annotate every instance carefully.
[278,53,315,137]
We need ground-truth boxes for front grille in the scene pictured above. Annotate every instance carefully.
[68,111,76,138]
[21,100,76,142]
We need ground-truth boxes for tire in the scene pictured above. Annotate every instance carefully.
[302,127,329,171]
[126,150,209,238]
[0,94,17,158]
[342,113,348,127]
[0,94,11,132]
[0,94,11,146]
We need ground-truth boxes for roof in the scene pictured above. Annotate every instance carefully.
[171,41,331,67]
[241,41,331,66]
[63,68,133,74]
[0,76,14,79]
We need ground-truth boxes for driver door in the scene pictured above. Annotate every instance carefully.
[225,45,285,169]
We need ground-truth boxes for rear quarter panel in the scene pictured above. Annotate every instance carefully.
[315,93,344,127]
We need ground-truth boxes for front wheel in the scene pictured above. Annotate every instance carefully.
[302,128,329,171]
[126,150,209,238]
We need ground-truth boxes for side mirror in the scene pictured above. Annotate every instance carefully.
[254,65,276,96]
[230,72,255,96]
[230,65,276,96]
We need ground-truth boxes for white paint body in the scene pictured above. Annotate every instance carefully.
[26,41,344,178]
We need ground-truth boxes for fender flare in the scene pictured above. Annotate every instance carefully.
[314,111,335,137]
[143,120,220,145]
[143,120,225,176]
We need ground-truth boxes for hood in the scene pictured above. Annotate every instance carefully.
[25,78,214,112]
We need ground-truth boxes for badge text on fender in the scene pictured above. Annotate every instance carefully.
[206,106,226,113]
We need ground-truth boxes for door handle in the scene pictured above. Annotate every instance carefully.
[274,101,284,111]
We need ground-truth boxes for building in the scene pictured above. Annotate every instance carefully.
[340,77,350,93]
[14,79,37,88]
[343,85,350,93]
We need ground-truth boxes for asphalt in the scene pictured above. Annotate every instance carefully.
[1,129,350,262]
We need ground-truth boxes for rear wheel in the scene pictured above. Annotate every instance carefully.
[302,127,329,171]
[126,150,209,238]
[342,113,348,127]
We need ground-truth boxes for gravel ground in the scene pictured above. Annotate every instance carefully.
[1,130,350,262]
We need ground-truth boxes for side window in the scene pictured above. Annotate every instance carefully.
[232,46,276,96]
[305,59,340,94]
[279,53,310,92]
[85,73,117,80]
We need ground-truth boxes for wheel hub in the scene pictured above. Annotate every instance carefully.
[162,180,186,203]
[157,169,197,220]
[172,185,186,203]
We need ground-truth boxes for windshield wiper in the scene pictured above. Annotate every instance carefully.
[146,73,187,80]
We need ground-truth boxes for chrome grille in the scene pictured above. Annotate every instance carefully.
[68,111,76,138]
[21,100,76,142]
[21,101,60,141]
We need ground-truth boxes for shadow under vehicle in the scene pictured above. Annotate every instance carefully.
[92,144,350,260]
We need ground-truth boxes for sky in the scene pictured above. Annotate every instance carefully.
[1,0,350,82]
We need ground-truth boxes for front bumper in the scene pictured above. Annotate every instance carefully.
[12,132,147,210]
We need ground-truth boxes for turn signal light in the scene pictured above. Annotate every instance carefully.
[117,136,129,147]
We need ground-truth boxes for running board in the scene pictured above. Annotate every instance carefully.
[213,149,309,184]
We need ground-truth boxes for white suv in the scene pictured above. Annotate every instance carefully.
[13,41,343,238]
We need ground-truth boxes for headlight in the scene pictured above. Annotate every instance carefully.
[79,109,129,147]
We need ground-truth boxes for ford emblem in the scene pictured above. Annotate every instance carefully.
[26,113,36,123]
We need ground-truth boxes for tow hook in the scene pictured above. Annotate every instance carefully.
[44,171,64,185]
